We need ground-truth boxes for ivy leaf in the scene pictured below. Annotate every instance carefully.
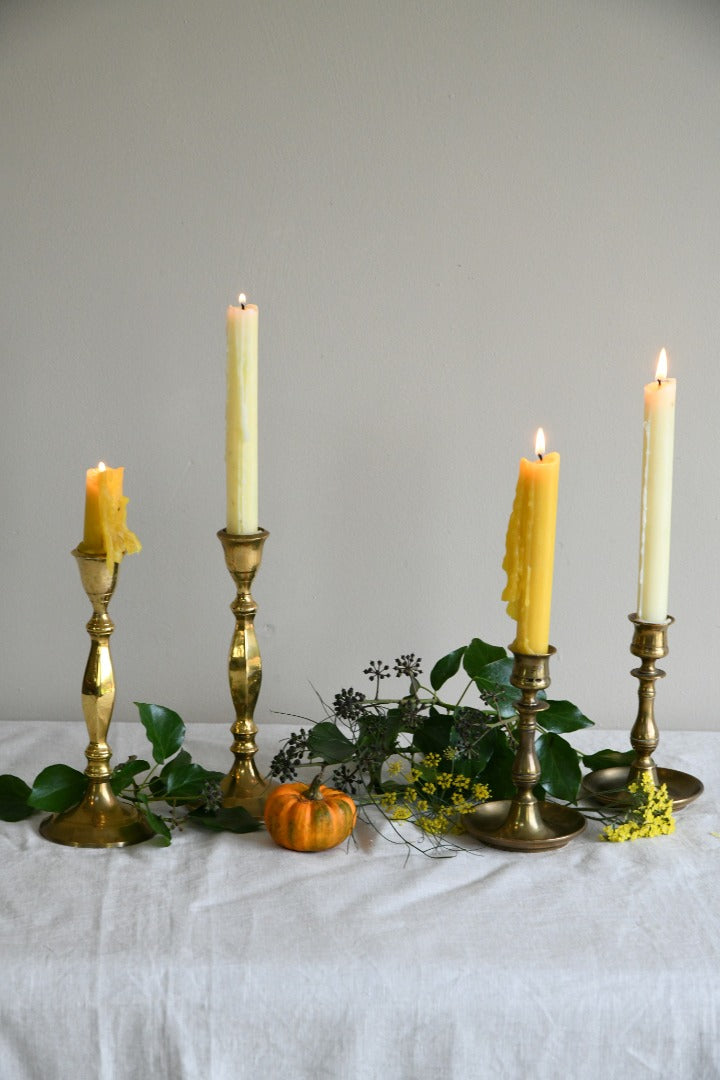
[163,761,224,801]
[536,732,582,801]
[149,776,167,798]
[28,764,87,812]
[0,775,35,821]
[189,805,261,833]
[162,749,191,772]
[538,699,593,734]
[136,794,172,845]
[135,702,185,764]
[363,709,402,752]
[471,657,520,718]
[455,728,496,771]
[412,707,453,755]
[477,731,516,800]
[307,722,356,765]
[110,759,151,796]
[581,748,635,770]
[430,646,467,691]
[462,638,508,679]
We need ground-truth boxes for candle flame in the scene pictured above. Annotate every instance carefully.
[655,347,668,382]
[98,461,106,472]
[238,293,246,308]
[535,428,546,458]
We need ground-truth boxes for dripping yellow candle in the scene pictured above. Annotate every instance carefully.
[502,429,560,655]
[226,293,259,534]
[80,462,141,568]
[637,348,676,623]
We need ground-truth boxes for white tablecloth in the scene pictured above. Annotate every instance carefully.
[0,721,717,1080]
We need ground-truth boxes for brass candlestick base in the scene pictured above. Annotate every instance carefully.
[583,614,703,809]
[464,647,586,852]
[217,528,274,818]
[40,550,153,848]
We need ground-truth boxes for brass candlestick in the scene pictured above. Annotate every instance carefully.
[217,527,273,818]
[40,550,153,848]
[583,613,703,808]
[464,647,586,851]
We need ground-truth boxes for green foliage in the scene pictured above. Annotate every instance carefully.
[136,793,173,845]
[269,638,600,849]
[135,702,185,764]
[28,764,87,812]
[0,703,260,843]
[190,805,260,834]
[540,700,593,735]
[0,775,35,821]
[462,638,508,678]
[110,758,151,794]
[429,646,466,691]
[536,732,582,801]
[307,722,355,765]
[581,748,635,770]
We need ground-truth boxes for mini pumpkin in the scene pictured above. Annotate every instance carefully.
[263,775,357,852]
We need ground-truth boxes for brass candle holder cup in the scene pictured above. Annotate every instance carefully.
[583,614,703,808]
[464,647,586,851]
[39,550,153,848]
[217,527,274,818]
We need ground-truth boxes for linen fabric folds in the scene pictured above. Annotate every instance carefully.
[0,721,717,1080]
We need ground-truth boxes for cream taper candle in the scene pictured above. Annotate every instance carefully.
[637,348,676,623]
[226,294,259,535]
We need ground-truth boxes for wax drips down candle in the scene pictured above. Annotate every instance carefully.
[226,294,259,535]
[637,348,676,624]
[80,462,141,569]
[502,428,560,655]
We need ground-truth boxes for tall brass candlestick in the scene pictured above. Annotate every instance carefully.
[218,528,273,818]
[464,647,586,851]
[583,614,703,808]
[40,550,152,848]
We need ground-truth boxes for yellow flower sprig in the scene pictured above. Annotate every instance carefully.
[602,772,675,842]
[379,751,490,836]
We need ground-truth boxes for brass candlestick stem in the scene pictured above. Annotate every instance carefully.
[583,613,703,808]
[217,528,273,818]
[464,647,586,851]
[40,550,152,848]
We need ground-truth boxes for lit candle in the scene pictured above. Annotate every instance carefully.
[226,294,259,534]
[637,348,676,623]
[81,462,141,568]
[82,461,107,553]
[502,428,560,655]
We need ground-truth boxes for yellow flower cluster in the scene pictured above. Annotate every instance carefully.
[602,772,675,842]
[379,755,491,835]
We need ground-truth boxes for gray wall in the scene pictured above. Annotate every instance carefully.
[2,1,719,734]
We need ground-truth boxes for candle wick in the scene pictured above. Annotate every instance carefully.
[538,453,543,461]
[657,378,662,387]
[241,301,246,310]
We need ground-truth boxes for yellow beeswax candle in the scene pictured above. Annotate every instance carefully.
[637,348,676,623]
[80,462,141,568]
[226,294,259,534]
[502,429,560,655]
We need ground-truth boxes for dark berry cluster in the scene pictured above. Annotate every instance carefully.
[397,694,422,728]
[363,660,390,681]
[200,780,224,812]
[330,764,362,795]
[333,688,366,721]
[393,653,422,678]
[269,728,310,781]
[453,707,490,756]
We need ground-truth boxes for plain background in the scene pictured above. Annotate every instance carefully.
[1,0,719,739]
